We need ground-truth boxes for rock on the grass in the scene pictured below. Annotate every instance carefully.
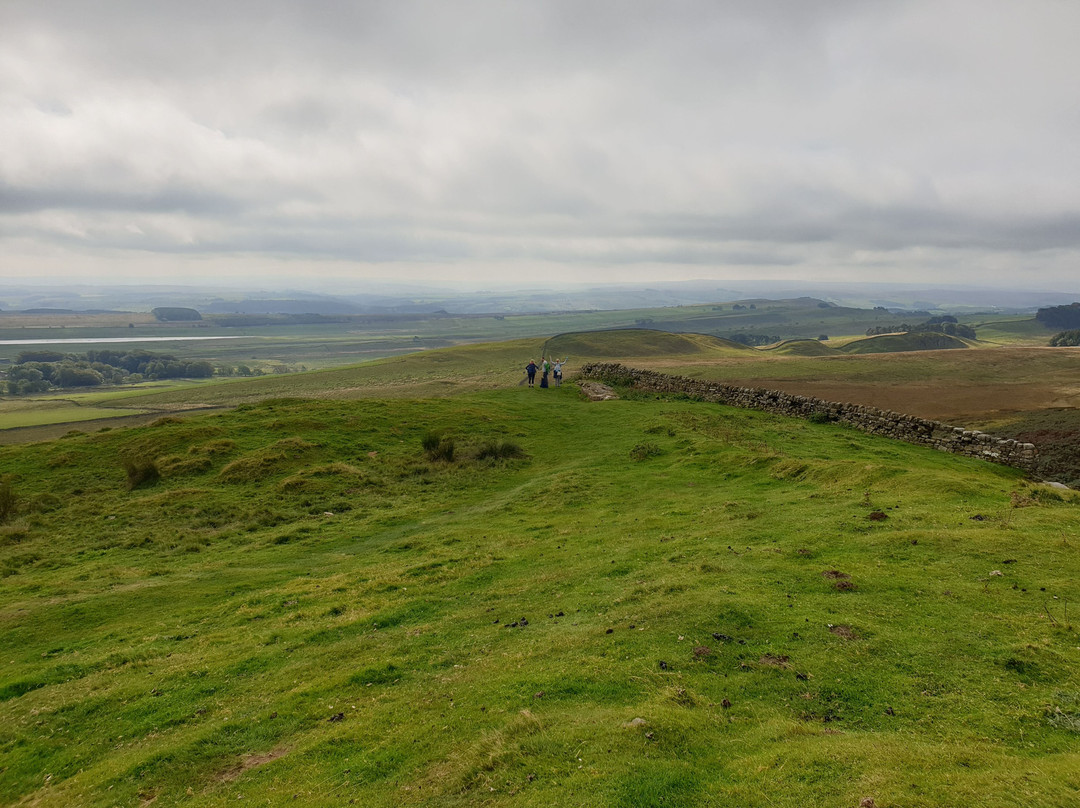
[579,382,619,401]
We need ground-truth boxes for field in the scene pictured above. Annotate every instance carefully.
[2,379,1080,807]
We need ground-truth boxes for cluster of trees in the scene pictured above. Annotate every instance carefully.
[1049,330,1080,347]
[865,315,975,339]
[5,349,214,395]
[1036,303,1080,330]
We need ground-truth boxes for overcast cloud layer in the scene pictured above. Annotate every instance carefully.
[2,0,1079,290]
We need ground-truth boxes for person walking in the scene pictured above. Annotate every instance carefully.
[525,359,537,387]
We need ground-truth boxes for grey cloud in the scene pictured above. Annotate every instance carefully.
[3,0,1080,289]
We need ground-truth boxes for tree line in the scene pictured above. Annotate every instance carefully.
[1036,303,1080,330]
[5,349,214,395]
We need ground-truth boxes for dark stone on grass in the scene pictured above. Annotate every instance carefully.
[721,698,732,708]
[605,628,614,634]
[712,632,734,642]
[659,660,669,670]
[971,514,986,521]
[328,712,344,722]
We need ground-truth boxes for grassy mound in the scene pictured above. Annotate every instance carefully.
[764,339,842,356]
[838,332,970,354]
[2,388,1079,807]
[544,329,751,358]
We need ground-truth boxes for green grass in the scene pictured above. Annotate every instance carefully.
[1,385,1079,806]
[0,400,151,429]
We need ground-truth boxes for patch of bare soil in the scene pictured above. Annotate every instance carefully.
[828,624,860,640]
[219,747,289,782]
[759,654,790,668]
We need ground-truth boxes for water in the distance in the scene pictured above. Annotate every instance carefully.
[0,336,246,346]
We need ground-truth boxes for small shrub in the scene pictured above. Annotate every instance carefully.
[474,440,525,461]
[123,456,160,490]
[629,442,662,461]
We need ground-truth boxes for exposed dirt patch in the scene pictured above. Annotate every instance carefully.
[760,653,790,668]
[822,570,850,580]
[219,747,289,782]
[828,624,860,640]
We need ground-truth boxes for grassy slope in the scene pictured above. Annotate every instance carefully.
[543,329,752,358]
[2,388,1080,807]
[837,333,970,354]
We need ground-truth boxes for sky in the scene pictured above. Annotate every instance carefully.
[2,0,1079,292]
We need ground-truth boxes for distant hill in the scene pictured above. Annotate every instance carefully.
[765,339,841,356]
[543,329,752,358]
[838,332,970,354]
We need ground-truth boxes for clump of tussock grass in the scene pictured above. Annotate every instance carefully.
[25,492,61,514]
[218,453,287,483]
[149,416,187,427]
[0,476,18,523]
[123,455,160,490]
[278,463,372,493]
[189,439,238,456]
[473,440,525,461]
[269,437,319,453]
[629,442,663,461]
[422,431,456,462]
[156,455,213,477]
[218,438,318,483]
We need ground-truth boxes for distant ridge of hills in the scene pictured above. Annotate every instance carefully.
[1,281,1077,316]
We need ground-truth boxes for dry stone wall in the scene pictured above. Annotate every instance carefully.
[578,362,1038,473]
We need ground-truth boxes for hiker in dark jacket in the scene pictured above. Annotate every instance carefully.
[525,359,537,387]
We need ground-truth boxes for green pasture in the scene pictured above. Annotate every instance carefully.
[1,386,1079,807]
[0,399,149,429]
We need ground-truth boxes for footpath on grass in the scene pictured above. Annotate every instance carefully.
[579,362,1040,473]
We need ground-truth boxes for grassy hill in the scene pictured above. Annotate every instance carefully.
[763,339,841,357]
[836,332,971,355]
[2,383,1079,807]
[543,329,752,358]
